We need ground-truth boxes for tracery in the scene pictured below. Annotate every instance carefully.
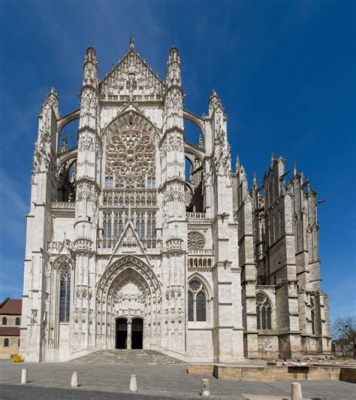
[101,112,157,248]
[256,292,272,330]
[188,279,207,321]
[59,267,71,323]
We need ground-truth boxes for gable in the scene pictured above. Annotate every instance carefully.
[99,50,166,102]
[112,222,145,255]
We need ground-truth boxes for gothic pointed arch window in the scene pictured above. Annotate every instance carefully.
[188,279,207,322]
[310,296,316,335]
[101,112,157,248]
[59,267,71,323]
[256,292,272,330]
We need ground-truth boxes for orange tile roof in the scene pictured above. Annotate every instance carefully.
[0,298,22,315]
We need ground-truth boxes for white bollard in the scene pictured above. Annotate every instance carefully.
[71,371,78,388]
[130,374,137,392]
[21,368,27,385]
[291,382,303,400]
[200,378,210,397]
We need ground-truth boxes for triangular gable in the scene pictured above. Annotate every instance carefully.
[112,221,145,255]
[58,239,73,255]
[100,50,166,102]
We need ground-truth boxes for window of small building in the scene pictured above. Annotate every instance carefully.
[4,338,9,347]
[2,317,7,325]
[15,317,21,326]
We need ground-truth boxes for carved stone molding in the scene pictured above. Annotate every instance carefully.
[188,231,205,251]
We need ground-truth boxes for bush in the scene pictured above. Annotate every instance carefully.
[12,354,23,363]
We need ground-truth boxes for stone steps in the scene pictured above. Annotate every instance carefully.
[71,349,185,365]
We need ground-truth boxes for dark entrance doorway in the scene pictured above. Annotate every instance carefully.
[132,318,143,349]
[116,318,127,349]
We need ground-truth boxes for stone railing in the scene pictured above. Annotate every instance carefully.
[47,241,63,253]
[166,237,183,252]
[51,202,75,208]
[102,189,157,208]
[97,238,162,250]
[186,212,206,219]
[188,249,214,256]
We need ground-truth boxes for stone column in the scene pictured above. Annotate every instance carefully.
[127,317,132,349]
[73,47,99,355]
[160,47,187,355]
[209,91,243,362]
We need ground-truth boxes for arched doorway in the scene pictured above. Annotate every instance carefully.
[95,256,162,350]
[116,318,128,349]
[115,317,143,349]
[132,318,143,349]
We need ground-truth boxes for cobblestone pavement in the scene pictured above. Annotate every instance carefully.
[0,353,355,400]
[71,349,185,365]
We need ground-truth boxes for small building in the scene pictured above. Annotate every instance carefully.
[0,298,22,358]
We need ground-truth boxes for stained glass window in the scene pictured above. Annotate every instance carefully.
[59,269,70,323]
[188,292,194,321]
[188,279,207,322]
[256,292,272,330]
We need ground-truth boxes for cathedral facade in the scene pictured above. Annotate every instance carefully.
[21,41,331,362]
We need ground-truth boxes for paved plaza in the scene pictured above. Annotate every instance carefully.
[0,351,355,399]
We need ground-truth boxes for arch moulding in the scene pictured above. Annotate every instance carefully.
[96,255,162,303]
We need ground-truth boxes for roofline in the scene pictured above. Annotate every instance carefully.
[99,48,166,89]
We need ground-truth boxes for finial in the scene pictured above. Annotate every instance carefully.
[293,160,297,176]
[130,36,135,50]
[198,134,204,149]
[209,89,222,111]
[60,133,68,153]
[253,172,257,186]
[270,150,275,168]
[235,155,240,172]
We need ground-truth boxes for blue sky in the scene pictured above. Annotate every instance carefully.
[0,0,355,326]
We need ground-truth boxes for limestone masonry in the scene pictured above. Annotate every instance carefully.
[21,40,331,362]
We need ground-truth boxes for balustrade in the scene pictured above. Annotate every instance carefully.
[186,211,206,219]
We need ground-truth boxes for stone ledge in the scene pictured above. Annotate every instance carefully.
[188,363,342,382]
[340,367,356,383]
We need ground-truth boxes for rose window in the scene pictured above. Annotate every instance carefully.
[188,231,205,251]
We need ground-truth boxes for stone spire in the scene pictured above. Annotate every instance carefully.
[130,36,135,50]
[235,155,240,173]
[82,47,98,89]
[166,46,181,88]
[161,45,187,354]
[209,89,223,114]
[75,47,99,247]
[32,88,59,177]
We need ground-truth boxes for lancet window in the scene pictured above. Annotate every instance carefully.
[310,297,316,335]
[59,268,71,323]
[101,113,157,249]
[256,292,272,330]
[188,279,207,322]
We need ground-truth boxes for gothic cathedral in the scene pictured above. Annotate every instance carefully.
[21,41,331,362]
